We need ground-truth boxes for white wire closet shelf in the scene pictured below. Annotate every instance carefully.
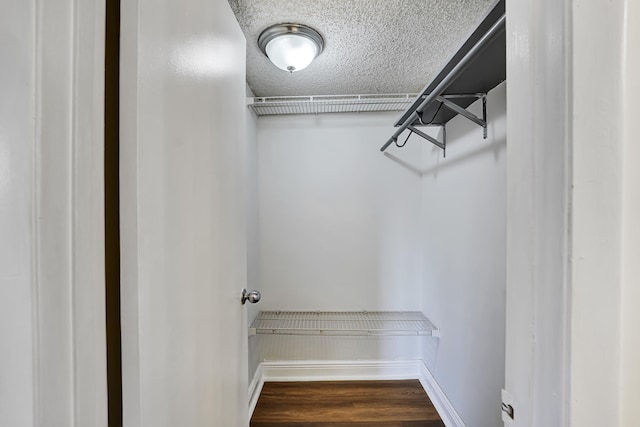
[247,94,418,116]
[249,311,439,337]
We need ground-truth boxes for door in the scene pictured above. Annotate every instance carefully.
[119,0,249,425]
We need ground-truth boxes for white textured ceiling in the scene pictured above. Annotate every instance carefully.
[228,0,495,97]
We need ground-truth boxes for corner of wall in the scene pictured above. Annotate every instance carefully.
[418,82,507,427]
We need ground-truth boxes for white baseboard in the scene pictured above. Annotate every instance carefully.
[418,362,466,427]
[261,359,423,382]
[248,359,465,427]
[248,363,264,416]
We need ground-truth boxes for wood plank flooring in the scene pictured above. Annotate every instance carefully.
[251,380,445,427]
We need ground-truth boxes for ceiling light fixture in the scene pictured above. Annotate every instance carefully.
[258,23,324,73]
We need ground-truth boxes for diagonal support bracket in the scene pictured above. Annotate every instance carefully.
[436,95,487,139]
[388,92,488,157]
[408,125,448,157]
[408,125,445,150]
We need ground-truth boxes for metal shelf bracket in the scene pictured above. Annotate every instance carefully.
[392,92,487,156]
[407,126,447,150]
[407,125,446,151]
[436,94,487,139]
[380,1,505,153]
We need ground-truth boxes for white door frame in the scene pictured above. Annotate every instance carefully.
[505,0,640,426]
[504,0,572,425]
[0,0,107,425]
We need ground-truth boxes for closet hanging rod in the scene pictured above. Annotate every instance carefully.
[380,13,505,152]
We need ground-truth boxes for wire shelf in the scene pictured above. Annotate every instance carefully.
[249,311,439,337]
[248,94,418,116]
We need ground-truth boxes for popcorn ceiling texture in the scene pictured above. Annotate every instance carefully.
[228,0,495,97]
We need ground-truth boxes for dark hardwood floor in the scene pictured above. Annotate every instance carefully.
[250,380,445,427]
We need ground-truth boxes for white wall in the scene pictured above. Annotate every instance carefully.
[257,112,423,312]
[418,83,506,427]
[252,112,424,365]
[245,85,261,325]
[245,86,262,383]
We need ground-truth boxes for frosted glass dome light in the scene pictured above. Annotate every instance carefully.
[258,24,324,73]
[265,34,319,72]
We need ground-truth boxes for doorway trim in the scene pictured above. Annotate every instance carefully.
[33,0,108,424]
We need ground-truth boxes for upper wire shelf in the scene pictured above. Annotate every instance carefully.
[249,310,439,337]
[248,94,418,116]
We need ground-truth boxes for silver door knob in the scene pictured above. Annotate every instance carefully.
[241,288,261,305]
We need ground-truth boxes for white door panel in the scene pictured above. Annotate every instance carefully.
[120,0,248,425]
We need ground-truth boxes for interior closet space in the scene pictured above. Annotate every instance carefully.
[245,81,506,426]
[245,107,427,388]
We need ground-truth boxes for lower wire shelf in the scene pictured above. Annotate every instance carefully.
[249,311,439,337]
